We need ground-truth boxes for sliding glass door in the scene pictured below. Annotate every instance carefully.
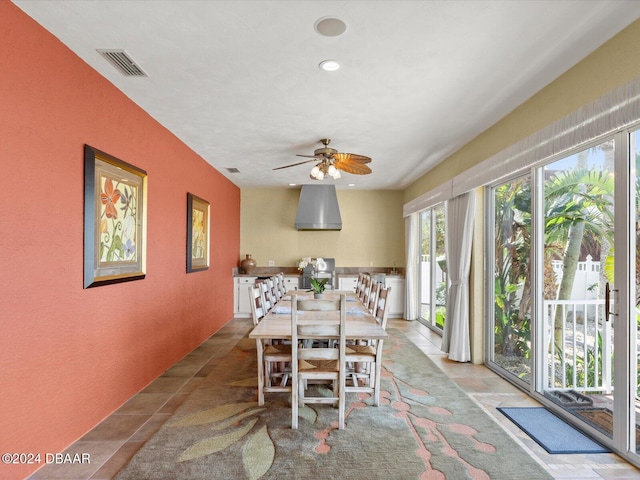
[539,140,617,443]
[486,129,640,462]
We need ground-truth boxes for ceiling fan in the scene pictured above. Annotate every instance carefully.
[273,139,372,180]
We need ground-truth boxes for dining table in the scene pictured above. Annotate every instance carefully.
[248,290,388,405]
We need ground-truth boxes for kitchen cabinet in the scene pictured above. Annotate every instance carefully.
[283,276,299,292]
[385,276,405,318]
[338,276,358,292]
[234,276,257,318]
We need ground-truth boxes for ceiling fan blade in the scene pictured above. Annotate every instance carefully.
[272,159,318,170]
[335,160,372,175]
[332,152,372,164]
[296,154,324,159]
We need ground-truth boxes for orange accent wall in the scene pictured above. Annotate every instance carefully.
[0,4,240,479]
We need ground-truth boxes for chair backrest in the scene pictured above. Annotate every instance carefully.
[257,280,273,312]
[291,294,347,364]
[366,281,379,313]
[249,285,266,326]
[355,273,365,296]
[359,274,371,302]
[374,286,392,330]
[269,276,282,302]
[277,272,287,296]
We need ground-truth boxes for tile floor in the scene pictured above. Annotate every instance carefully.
[27,317,640,480]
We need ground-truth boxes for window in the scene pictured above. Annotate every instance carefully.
[487,175,532,385]
[419,204,446,331]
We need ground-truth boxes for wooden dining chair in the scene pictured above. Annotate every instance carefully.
[291,294,347,430]
[345,286,391,406]
[249,285,291,406]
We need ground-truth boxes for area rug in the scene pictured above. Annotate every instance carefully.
[498,407,610,454]
[116,329,553,480]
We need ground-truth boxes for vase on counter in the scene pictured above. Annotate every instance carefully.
[314,293,323,299]
[241,254,257,274]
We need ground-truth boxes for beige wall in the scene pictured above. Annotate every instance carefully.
[240,188,405,270]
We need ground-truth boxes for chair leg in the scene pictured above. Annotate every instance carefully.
[338,382,345,430]
[292,375,298,429]
[298,379,305,407]
[373,360,382,407]
[256,340,265,407]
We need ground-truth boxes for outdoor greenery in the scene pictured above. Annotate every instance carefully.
[493,147,618,386]
[420,206,447,330]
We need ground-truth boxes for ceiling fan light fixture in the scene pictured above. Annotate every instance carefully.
[319,59,341,72]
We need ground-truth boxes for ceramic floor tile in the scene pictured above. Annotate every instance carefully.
[81,415,151,442]
[178,377,204,394]
[179,354,213,365]
[114,393,171,415]
[88,442,144,480]
[451,376,493,392]
[160,363,201,378]
[158,393,190,414]
[140,377,188,394]
[129,414,172,442]
[194,364,218,377]
[593,467,640,478]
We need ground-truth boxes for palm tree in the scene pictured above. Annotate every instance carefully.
[544,167,614,344]
[493,165,615,359]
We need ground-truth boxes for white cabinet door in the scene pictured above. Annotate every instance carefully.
[234,277,256,317]
[283,276,299,292]
[385,277,405,318]
[338,276,358,292]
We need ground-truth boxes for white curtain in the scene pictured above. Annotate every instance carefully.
[404,213,419,320]
[441,191,475,362]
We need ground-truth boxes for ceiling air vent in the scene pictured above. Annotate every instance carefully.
[97,49,147,77]
[226,168,241,173]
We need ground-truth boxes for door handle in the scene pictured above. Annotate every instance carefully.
[605,282,611,322]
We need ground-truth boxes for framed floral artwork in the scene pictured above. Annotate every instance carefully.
[84,145,147,288]
[187,193,210,272]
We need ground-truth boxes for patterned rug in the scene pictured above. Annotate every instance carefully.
[115,329,552,480]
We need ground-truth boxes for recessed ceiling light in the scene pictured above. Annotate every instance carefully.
[314,17,347,37]
[319,59,341,72]
[348,183,356,187]
[289,183,297,186]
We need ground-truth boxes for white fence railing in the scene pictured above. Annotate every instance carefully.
[543,299,613,394]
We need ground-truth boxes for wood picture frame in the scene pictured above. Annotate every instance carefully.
[187,193,210,272]
[84,145,147,288]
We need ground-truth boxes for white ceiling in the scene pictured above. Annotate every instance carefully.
[14,1,640,189]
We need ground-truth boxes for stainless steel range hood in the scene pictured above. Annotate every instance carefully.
[294,185,342,231]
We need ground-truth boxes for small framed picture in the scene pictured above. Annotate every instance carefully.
[187,193,210,272]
